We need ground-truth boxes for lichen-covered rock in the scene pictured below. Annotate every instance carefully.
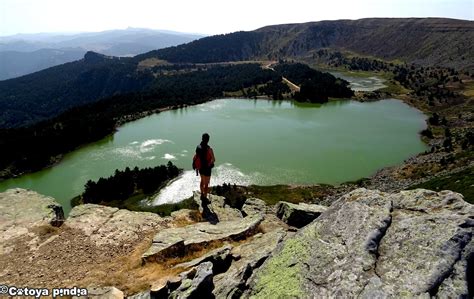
[248,188,474,298]
[275,201,327,228]
[170,261,214,298]
[435,240,474,298]
[0,188,65,254]
[193,192,242,222]
[213,229,286,298]
[361,189,474,298]
[242,198,267,217]
[142,215,263,263]
[66,204,170,247]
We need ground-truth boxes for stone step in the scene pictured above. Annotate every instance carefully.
[142,215,264,263]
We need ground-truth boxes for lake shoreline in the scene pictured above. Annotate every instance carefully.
[3,72,466,208]
[0,94,431,193]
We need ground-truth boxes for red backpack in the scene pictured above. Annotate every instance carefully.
[192,146,213,175]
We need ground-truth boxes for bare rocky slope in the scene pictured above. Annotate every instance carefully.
[0,187,472,298]
[256,18,474,71]
[144,18,474,71]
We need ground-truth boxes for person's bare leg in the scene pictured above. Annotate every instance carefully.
[200,175,206,197]
[204,175,211,197]
[201,175,210,198]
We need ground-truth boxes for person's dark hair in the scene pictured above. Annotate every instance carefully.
[201,133,210,146]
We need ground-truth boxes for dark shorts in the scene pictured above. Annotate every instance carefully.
[199,167,212,177]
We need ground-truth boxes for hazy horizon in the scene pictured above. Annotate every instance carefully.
[0,27,205,39]
[1,0,472,37]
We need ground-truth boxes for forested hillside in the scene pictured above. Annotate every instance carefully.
[0,52,154,128]
[0,64,279,178]
[274,63,353,102]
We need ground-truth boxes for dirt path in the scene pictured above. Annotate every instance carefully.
[282,77,301,92]
[263,62,301,92]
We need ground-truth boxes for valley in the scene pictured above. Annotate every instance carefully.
[0,14,473,298]
[0,18,472,209]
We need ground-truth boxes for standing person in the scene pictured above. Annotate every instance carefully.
[194,133,215,199]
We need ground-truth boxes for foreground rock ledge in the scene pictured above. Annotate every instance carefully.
[0,188,65,254]
[247,188,474,298]
[142,215,264,263]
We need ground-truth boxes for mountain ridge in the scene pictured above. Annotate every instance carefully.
[142,18,473,70]
[0,28,203,80]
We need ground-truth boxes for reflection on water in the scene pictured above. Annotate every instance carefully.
[152,163,261,205]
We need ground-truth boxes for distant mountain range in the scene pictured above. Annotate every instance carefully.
[0,28,203,80]
[1,18,473,128]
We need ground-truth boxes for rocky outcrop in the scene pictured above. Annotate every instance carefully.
[171,209,202,225]
[0,189,174,291]
[242,198,268,217]
[275,201,327,228]
[169,261,215,298]
[139,231,287,298]
[174,245,233,273]
[247,188,474,298]
[146,262,217,299]
[142,215,263,263]
[4,187,471,298]
[0,188,65,254]
[193,192,242,223]
[213,229,287,298]
[66,204,171,247]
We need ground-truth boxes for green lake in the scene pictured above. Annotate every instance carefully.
[0,98,427,214]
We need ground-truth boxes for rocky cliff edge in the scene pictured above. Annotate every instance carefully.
[0,187,472,298]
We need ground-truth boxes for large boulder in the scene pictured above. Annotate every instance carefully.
[361,189,474,298]
[142,215,263,263]
[275,201,327,228]
[0,188,65,254]
[248,188,474,298]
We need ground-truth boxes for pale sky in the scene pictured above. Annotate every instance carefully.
[0,0,472,36]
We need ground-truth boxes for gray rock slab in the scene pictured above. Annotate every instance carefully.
[213,229,286,298]
[174,244,233,272]
[170,261,214,298]
[363,189,473,297]
[275,201,327,228]
[248,188,474,298]
[66,204,170,247]
[242,198,268,217]
[0,188,65,254]
[142,215,263,263]
[194,192,242,222]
